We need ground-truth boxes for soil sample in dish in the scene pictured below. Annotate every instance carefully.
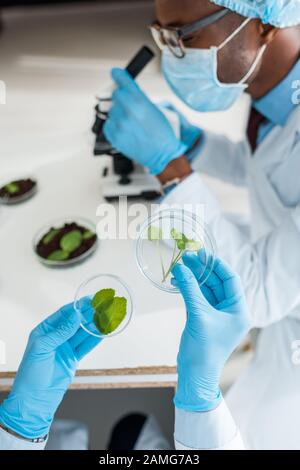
[0,179,37,203]
[36,222,97,263]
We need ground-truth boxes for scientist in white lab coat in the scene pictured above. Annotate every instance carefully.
[103,0,300,450]
[0,254,249,450]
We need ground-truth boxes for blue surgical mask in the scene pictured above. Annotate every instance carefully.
[162,18,267,112]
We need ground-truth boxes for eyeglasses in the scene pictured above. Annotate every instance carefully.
[149,9,230,58]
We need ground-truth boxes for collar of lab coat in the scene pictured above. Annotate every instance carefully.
[253,58,300,127]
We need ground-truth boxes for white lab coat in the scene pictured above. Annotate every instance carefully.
[174,401,245,450]
[0,425,46,450]
[164,105,300,450]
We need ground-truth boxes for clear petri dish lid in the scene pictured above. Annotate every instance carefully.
[0,174,38,205]
[136,208,217,294]
[74,274,133,339]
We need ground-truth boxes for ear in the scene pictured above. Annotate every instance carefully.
[258,23,280,45]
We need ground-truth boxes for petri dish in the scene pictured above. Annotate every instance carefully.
[136,209,216,294]
[0,175,38,205]
[74,274,133,339]
[33,217,98,268]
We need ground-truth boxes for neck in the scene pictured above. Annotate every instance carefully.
[248,27,300,100]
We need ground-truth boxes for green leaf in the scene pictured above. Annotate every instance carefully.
[92,289,127,335]
[60,230,82,253]
[4,182,19,195]
[184,240,202,252]
[92,288,115,310]
[43,228,60,245]
[147,225,163,241]
[170,228,188,250]
[96,297,127,335]
[170,228,184,241]
[47,250,69,261]
[83,230,96,240]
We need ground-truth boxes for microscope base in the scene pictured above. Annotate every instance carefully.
[101,173,162,202]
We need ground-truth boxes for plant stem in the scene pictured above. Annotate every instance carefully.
[156,240,166,280]
[161,239,176,284]
[162,247,184,283]
[170,240,177,266]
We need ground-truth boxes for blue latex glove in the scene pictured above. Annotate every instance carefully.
[0,299,100,439]
[172,252,250,412]
[103,68,189,175]
[159,102,204,161]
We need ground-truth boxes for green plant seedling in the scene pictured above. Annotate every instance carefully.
[47,250,69,261]
[4,182,19,195]
[170,228,189,250]
[60,230,82,253]
[148,225,203,284]
[92,289,127,335]
[92,288,115,309]
[43,228,60,245]
[83,230,96,240]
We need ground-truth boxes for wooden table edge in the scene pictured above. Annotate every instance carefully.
[0,366,177,392]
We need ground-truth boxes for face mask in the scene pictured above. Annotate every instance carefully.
[161,18,267,112]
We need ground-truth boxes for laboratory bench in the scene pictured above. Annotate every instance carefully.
[0,152,252,391]
[0,1,252,391]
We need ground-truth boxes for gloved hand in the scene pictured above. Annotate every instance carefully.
[172,252,250,412]
[103,68,189,175]
[0,299,100,439]
[159,102,203,161]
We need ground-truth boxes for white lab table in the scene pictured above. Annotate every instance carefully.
[0,2,252,391]
[0,152,188,390]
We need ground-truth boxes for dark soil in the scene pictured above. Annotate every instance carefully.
[0,179,37,200]
[36,222,97,261]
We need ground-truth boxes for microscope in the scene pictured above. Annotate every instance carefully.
[92,46,162,202]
